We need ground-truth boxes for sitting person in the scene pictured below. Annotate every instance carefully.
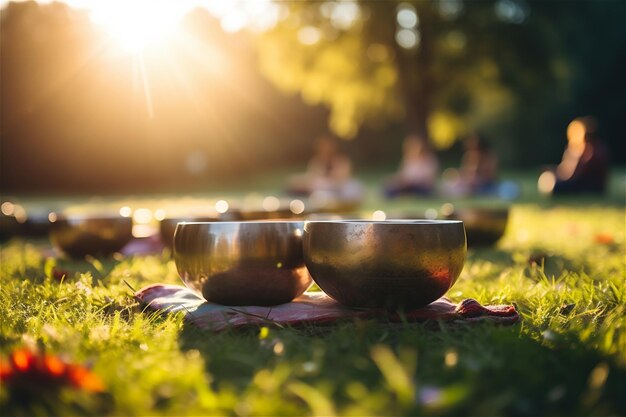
[549,116,609,195]
[383,135,439,198]
[286,135,363,204]
[442,132,500,197]
[460,132,499,194]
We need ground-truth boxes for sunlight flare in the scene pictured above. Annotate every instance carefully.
[88,0,186,53]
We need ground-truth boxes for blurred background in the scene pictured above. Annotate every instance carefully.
[1,0,625,194]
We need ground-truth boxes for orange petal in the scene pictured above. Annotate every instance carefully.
[43,355,66,376]
[67,366,105,392]
[0,358,14,380]
[11,349,35,372]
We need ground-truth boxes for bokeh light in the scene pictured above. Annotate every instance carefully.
[215,200,229,214]
[396,3,418,29]
[289,199,305,215]
[1,201,15,216]
[119,206,133,218]
[396,28,420,50]
[262,196,280,212]
[372,210,387,221]
[298,26,321,45]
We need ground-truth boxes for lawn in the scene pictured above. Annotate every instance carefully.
[1,175,625,416]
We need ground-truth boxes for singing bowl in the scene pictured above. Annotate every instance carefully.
[0,214,21,241]
[444,207,509,246]
[49,215,133,258]
[174,221,313,306]
[303,220,466,309]
[0,213,54,240]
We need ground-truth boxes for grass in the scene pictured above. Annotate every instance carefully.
[1,177,625,416]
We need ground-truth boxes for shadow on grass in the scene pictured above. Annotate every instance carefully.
[176,314,626,416]
[467,244,594,281]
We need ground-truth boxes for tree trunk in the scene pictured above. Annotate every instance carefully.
[393,6,433,142]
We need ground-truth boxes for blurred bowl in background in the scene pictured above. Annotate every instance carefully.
[0,213,21,241]
[303,220,466,309]
[1,201,53,240]
[49,214,133,258]
[174,221,312,306]
[239,208,295,221]
[443,207,509,247]
[161,216,220,248]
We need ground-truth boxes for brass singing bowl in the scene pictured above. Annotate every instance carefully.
[444,207,509,247]
[0,213,54,240]
[49,215,133,258]
[174,221,313,306]
[0,214,21,241]
[303,220,466,309]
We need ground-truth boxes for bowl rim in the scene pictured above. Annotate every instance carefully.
[175,220,304,226]
[304,219,463,225]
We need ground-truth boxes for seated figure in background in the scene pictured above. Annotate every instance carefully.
[286,135,363,204]
[543,116,609,195]
[383,135,439,198]
[460,132,499,194]
[442,132,500,197]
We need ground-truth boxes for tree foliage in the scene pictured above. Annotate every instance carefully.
[255,0,621,153]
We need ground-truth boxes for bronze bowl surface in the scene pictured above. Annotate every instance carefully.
[174,221,313,306]
[49,214,133,258]
[303,220,466,309]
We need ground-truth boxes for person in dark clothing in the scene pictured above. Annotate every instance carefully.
[550,116,609,195]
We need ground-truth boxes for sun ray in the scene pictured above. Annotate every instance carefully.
[136,53,154,118]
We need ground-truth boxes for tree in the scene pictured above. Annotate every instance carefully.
[255,0,560,148]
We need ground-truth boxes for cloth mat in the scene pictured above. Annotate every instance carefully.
[135,284,519,331]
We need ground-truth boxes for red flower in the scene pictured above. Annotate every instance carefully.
[0,348,104,393]
[593,233,615,245]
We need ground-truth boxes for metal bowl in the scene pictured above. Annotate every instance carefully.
[444,207,509,246]
[0,213,54,240]
[303,220,466,309]
[0,214,21,241]
[49,214,133,258]
[174,221,313,306]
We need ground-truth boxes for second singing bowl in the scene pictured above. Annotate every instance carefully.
[49,215,133,258]
[444,207,509,247]
[174,221,313,306]
[303,220,466,309]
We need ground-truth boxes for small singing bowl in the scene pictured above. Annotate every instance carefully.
[174,221,313,306]
[444,207,509,246]
[303,220,466,309]
[49,214,133,258]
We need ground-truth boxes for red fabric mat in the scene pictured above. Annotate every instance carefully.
[135,284,519,331]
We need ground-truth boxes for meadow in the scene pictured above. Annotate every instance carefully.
[1,174,625,416]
